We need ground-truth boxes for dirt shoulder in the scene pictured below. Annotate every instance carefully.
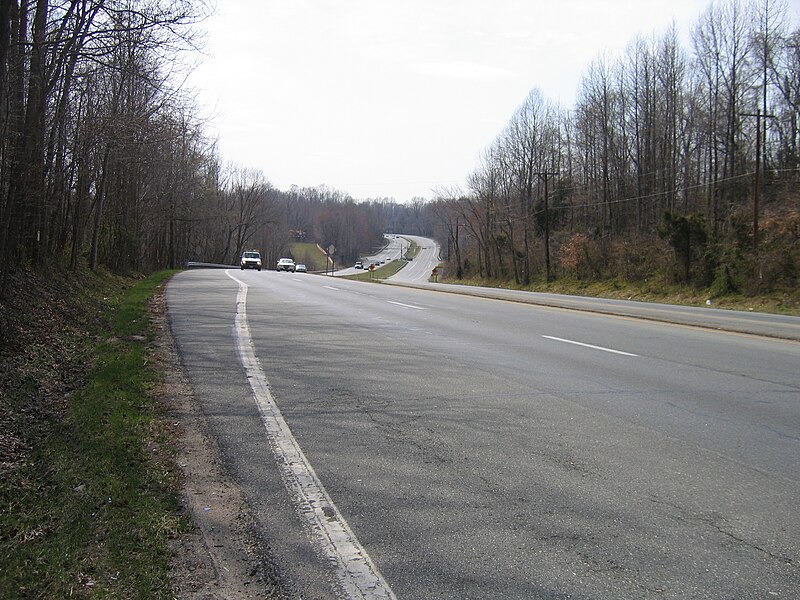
[150,290,290,599]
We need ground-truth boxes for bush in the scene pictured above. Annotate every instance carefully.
[659,211,709,284]
[609,236,670,282]
[556,233,609,280]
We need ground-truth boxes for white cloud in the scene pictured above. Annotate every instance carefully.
[412,61,518,81]
[188,0,745,202]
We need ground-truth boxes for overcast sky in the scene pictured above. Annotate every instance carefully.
[187,0,794,203]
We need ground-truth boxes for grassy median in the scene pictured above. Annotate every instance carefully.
[343,259,409,282]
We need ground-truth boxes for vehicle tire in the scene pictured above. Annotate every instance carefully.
[241,266,244,270]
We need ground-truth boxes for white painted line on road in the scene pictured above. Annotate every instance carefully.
[226,271,396,600]
[387,300,425,310]
[324,285,341,291]
[542,335,638,357]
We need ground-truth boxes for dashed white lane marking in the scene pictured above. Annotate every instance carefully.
[324,285,341,291]
[387,300,425,310]
[226,271,396,599]
[542,335,638,357]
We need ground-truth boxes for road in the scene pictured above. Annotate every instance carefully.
[334,235,409,277]
[331,234,441,282]
[167,267,800,599]
[385,235,441,284]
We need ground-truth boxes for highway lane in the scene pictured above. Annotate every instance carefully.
[335,235,408,276]
[334,234,441,282]
[386,235,441,284]
[167,269,800,599]
[388,280,800,340]
[378,235,800,339]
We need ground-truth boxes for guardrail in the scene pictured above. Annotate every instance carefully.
[185,261,236,269]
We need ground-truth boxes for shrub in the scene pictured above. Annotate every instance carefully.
[659,211,709,283]
[609,236,670,282]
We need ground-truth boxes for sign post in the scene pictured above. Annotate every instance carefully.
[327,244,335,275]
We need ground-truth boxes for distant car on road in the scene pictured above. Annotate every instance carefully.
[354,261,363,269]
[295,263,307,273]
[276,258,296,272]
[240,251,262,271]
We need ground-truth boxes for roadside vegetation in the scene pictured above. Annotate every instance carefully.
[430,2,799,314]
[435,203,799,315]
[445,272,800,315]
[0,268,185,598]
[2,0,794,316]
[2,0,797,597]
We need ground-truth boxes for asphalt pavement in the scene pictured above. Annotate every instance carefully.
[167,265,800,599]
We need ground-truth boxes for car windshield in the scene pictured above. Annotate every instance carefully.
[244,252,259,258]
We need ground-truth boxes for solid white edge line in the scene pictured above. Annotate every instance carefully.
[542,335,639,357]
[225,271,396,600]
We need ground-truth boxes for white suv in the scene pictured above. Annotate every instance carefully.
[240,251,262,271]
[276,258,296,272]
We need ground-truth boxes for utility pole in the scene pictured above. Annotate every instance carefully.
[742,110,774,250]
[536,171,558,282]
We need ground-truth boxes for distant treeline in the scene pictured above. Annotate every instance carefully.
[1,1,797,298]
[0,0,431,293]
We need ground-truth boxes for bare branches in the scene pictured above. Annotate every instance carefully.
[0,0,213,282]
[431,0,799,287]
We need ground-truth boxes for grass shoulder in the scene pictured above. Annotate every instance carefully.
[289,242,329,271]
[442,275,800,316]
[343,259,408,282]
[1,267,185,598]
[405,239,420,260]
